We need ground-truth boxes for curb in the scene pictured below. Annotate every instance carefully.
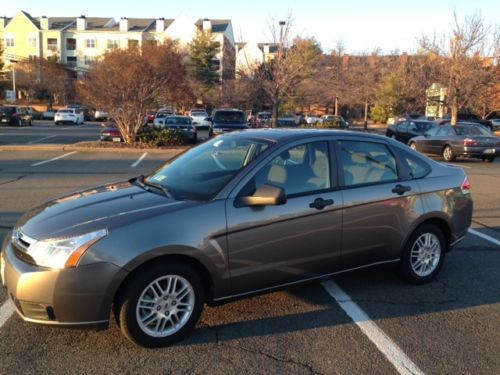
[0,144,189,154]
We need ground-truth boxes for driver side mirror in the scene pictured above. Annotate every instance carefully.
[236,184,287,207]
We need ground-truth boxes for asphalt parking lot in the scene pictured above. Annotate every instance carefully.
[0,126,499,374]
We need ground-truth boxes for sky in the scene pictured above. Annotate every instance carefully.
[3,0,499,53]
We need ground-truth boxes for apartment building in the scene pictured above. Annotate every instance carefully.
[0,11,235,79]
[235,42,279,75]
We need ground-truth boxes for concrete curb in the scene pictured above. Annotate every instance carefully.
[0,144,189,154]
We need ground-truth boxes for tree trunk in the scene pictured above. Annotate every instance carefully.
[450,96,458,125]
[271,100,280,128]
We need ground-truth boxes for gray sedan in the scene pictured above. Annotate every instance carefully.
[409,123,499,162]
[1,129,473,347]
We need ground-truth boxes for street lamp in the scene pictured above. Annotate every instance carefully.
[278,21,286,47]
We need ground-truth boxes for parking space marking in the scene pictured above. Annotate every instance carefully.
[0,299,15,329]
[131,152,148,167]
[31,151,78,167]
[468,228,500,246]
[28,135,57,144]
[322,280,424,375]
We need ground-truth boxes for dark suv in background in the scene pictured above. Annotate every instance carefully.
[212,109,249,134]
[0,105,33,126]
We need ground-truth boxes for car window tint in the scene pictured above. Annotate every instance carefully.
[339,141,398,186]
[246,141,331,197]
[399,148,431,179]
[456,126,490,136]
[436,126,453,136]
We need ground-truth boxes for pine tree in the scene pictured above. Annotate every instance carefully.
[189,30,220,87]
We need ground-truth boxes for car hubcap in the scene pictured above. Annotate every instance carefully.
[410,233,441,277]
[444,148,452,160]
[136,275,195,337]
[410,143,417,150]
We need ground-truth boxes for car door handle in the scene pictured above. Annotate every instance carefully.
[392,184,411,195]
[309,198,334,210]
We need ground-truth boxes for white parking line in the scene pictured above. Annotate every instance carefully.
[28,135,57,144]
[31,151,77,167]
[0,299,15,329]
[322,280,425,375]
[468,228,500,246]
[131,152,148,167]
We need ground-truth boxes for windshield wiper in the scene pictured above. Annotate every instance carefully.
[136,175,174,200]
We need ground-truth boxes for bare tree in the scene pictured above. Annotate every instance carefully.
[251,18,322,126]
[78,41,187,144]
[420,11,499,124]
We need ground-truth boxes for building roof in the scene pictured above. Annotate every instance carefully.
[195,19,231,33]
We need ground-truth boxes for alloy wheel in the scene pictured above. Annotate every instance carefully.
[136,275,195,338]
[410,233,441,277]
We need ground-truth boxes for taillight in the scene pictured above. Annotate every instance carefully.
[461,176,471,194]
[463,138,479,146]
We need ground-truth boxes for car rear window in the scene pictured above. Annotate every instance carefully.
[58,109,73,113]
[0,107,15,115]
[456,126,490,136]
[213,111,246,124]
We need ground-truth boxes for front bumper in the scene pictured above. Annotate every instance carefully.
[1,242,127,327]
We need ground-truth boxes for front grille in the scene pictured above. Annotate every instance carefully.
[12,243,37,266]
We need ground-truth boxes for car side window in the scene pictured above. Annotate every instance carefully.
[436,126,452,136]
[408,122,418,132]
[398,148,431,179]
[339,141,398,186]
[245,141,331,196]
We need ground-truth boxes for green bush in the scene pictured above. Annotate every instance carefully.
[369,104,389,123]
[138,127,187,147]
[316,120,341,129]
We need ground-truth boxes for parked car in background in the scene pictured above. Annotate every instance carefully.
[55,108,85,125]
[440,114,493,130]
[42,109,56,120]
[305,113,320,125]
[409,123,500,162]
[153,110,175,128]
[276,112,297,127]
[320,115,350,129]
[255,112,272,128]
[212,109,249,134]
[1,129,473,347]
[189,109,212,133]
[145,110,157,124]
[488,118,500,131]
[94,110,108,121]
[155,115,197,143]
[386,120,437,144]
[100,123,123,142]
[0,105,32,126]
[24,107,43,120]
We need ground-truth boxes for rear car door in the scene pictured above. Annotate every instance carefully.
[336,137,422,268]
[225,139,343,295]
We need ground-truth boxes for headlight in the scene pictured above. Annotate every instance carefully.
[27,229,108,269]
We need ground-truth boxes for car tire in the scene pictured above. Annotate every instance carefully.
[116,261,205,348]
[399,224,446,284]
[191,134,198,144]
[482,156,495,163]
[409,142,418,151]
[29,120,32,126]
[442,145,456,162]
[55,121,60,125]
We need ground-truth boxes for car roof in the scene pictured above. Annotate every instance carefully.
[226,128,388,143]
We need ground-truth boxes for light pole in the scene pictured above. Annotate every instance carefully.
[278,21,286,47]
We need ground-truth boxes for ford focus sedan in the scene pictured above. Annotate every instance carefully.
[1,129,473,347]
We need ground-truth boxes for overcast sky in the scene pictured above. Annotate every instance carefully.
[3,0,499,53]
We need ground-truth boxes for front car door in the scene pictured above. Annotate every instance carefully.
[336,137,422,268]
[225,139,343,295]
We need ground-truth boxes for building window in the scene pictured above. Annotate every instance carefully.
[66,38,76,51]
[5,36,15,47]
[128,39,139,48]
[47,38,58,51]
[107,39,119,49]
[28,36,37,48]
[66,56,77,67]
[85,39,97,49]
[84,56,96,65]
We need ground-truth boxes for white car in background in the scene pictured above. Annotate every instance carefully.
[189,109,211,127]
[305,113,320,125]
[153,110,175,128]
[54,108,84,125]
[94,110,108,121]
[490,118,500,130]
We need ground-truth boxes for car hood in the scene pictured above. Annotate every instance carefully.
[16,180,190,240]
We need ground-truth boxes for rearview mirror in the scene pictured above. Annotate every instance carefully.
[236,184,286,207]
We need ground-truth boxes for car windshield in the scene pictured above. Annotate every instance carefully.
[146,136,270,201]
[415,122,435,131]
[257,113,271,119]
[58,110,73,113]
[191,111,207,116]
[456,126,491,136]
[213,111,246,124]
